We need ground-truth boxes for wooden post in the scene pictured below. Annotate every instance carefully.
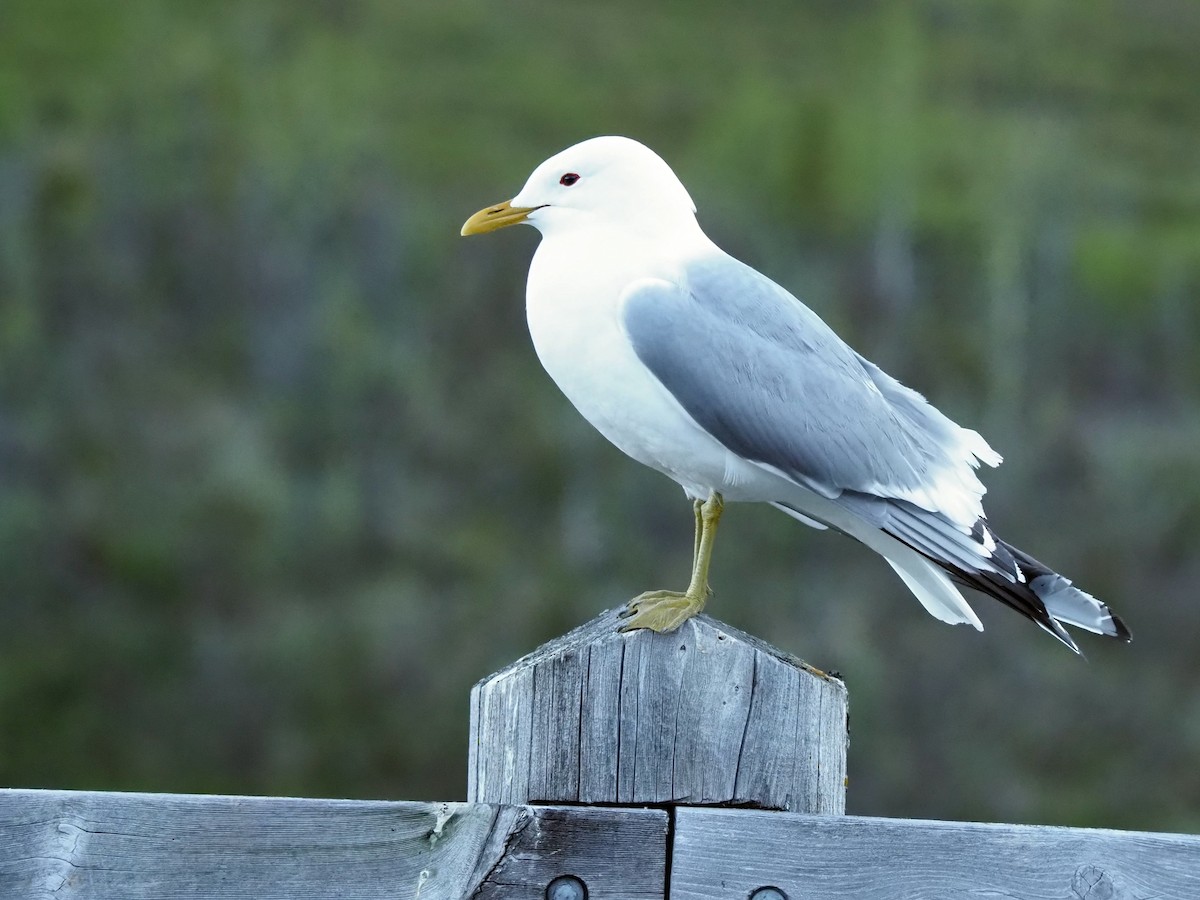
[468,605,848,813]
[5,613,1200,898]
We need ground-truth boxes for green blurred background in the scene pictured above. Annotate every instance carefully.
[2,0,1199,832]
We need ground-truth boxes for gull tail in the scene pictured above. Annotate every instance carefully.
[946,538,1131,654]
[1003,542,1130,641]
[771,496,1128,653]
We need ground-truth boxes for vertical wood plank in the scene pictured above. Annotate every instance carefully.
[472,664,535,805]
[578,638,623,803]
[527,649,584,802]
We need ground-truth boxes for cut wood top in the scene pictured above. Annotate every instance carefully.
[469,606,848,812]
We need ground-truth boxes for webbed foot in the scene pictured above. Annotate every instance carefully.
[618,589,707,634]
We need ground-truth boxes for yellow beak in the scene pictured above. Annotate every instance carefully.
[460,200,541,236]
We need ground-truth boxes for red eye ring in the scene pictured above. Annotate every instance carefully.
[559,172,580,186]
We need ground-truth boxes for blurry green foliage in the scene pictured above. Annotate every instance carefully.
[1,0,1199,831]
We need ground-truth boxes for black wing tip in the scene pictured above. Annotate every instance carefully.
[1048,619,1083,656]
[995,537,1132,649]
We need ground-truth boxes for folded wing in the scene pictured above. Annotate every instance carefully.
[620,254,1128,650]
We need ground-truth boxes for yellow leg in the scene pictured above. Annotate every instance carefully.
[690,497,703,569]
[619,492,724,634]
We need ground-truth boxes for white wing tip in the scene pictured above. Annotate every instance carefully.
[885,553,984,631]
[963,429,1002,468]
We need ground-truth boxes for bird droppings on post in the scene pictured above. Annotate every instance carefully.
[426,802,454,848]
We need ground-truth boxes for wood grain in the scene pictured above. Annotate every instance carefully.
[469,605,847,812]
[670,806,1200,899]
[0,789,667,899]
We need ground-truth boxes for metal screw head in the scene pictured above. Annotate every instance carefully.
[749,887,788,900]
[545,874,588,900]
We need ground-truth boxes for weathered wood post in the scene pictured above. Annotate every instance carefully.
[469,605,848,812]
[6,608,1200,899]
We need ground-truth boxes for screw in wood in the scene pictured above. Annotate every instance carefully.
[749,887,788,900]
[545,874,587,900]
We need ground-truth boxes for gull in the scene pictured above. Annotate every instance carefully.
[460,135,1129,652]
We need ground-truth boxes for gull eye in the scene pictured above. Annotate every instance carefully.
[559,172,580,186]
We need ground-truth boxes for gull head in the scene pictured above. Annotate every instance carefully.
[461,136,698,238]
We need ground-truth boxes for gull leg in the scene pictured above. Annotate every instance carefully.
[620,492,724,634]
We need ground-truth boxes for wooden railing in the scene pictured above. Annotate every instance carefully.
[3,607,1197,898]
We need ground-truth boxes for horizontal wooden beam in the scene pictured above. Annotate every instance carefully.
[4,789,1198,899]
[671,807,1200,899]
[0,789,667,899]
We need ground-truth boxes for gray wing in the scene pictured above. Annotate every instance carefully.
[620,253,995,518]
[621,256,1132,649]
